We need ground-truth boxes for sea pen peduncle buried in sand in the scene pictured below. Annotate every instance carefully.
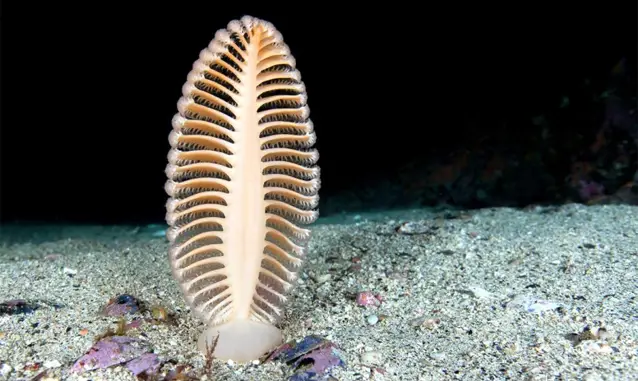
[164,15,320,362]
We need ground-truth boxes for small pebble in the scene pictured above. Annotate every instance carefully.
[43,360,61,368]
[0,363,11,376]
[395,221,431,235]
[503,342,520,355]
[314,274,331,284]
[366,314,379,325]
[429,352,446,361]
[463,286,494,299]
[360,351,383,366]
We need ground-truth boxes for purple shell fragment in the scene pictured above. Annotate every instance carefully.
[269,335,326,362]
[268,335,346,381]
[101,294,140,316]
[125,352,161,376]
[70,336,151,374]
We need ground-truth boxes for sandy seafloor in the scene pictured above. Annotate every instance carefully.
[0,204,637,381]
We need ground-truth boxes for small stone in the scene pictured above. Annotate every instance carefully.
[360,351,383,366]
[63,267,78,276]
[463,286,494,299]
[429,352,446,361]
[43,360,61,368]
[503,342,520,355]
[366,314,379,325]
[314,274,331,284]
[396,221,431,235]
[0,362,12,376]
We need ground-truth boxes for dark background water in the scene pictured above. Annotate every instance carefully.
[1,3,636,224]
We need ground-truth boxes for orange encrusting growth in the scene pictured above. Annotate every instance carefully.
[164,15,319,362]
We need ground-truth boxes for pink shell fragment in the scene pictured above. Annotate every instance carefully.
[70,336,150,374]
[356,291,382,307]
